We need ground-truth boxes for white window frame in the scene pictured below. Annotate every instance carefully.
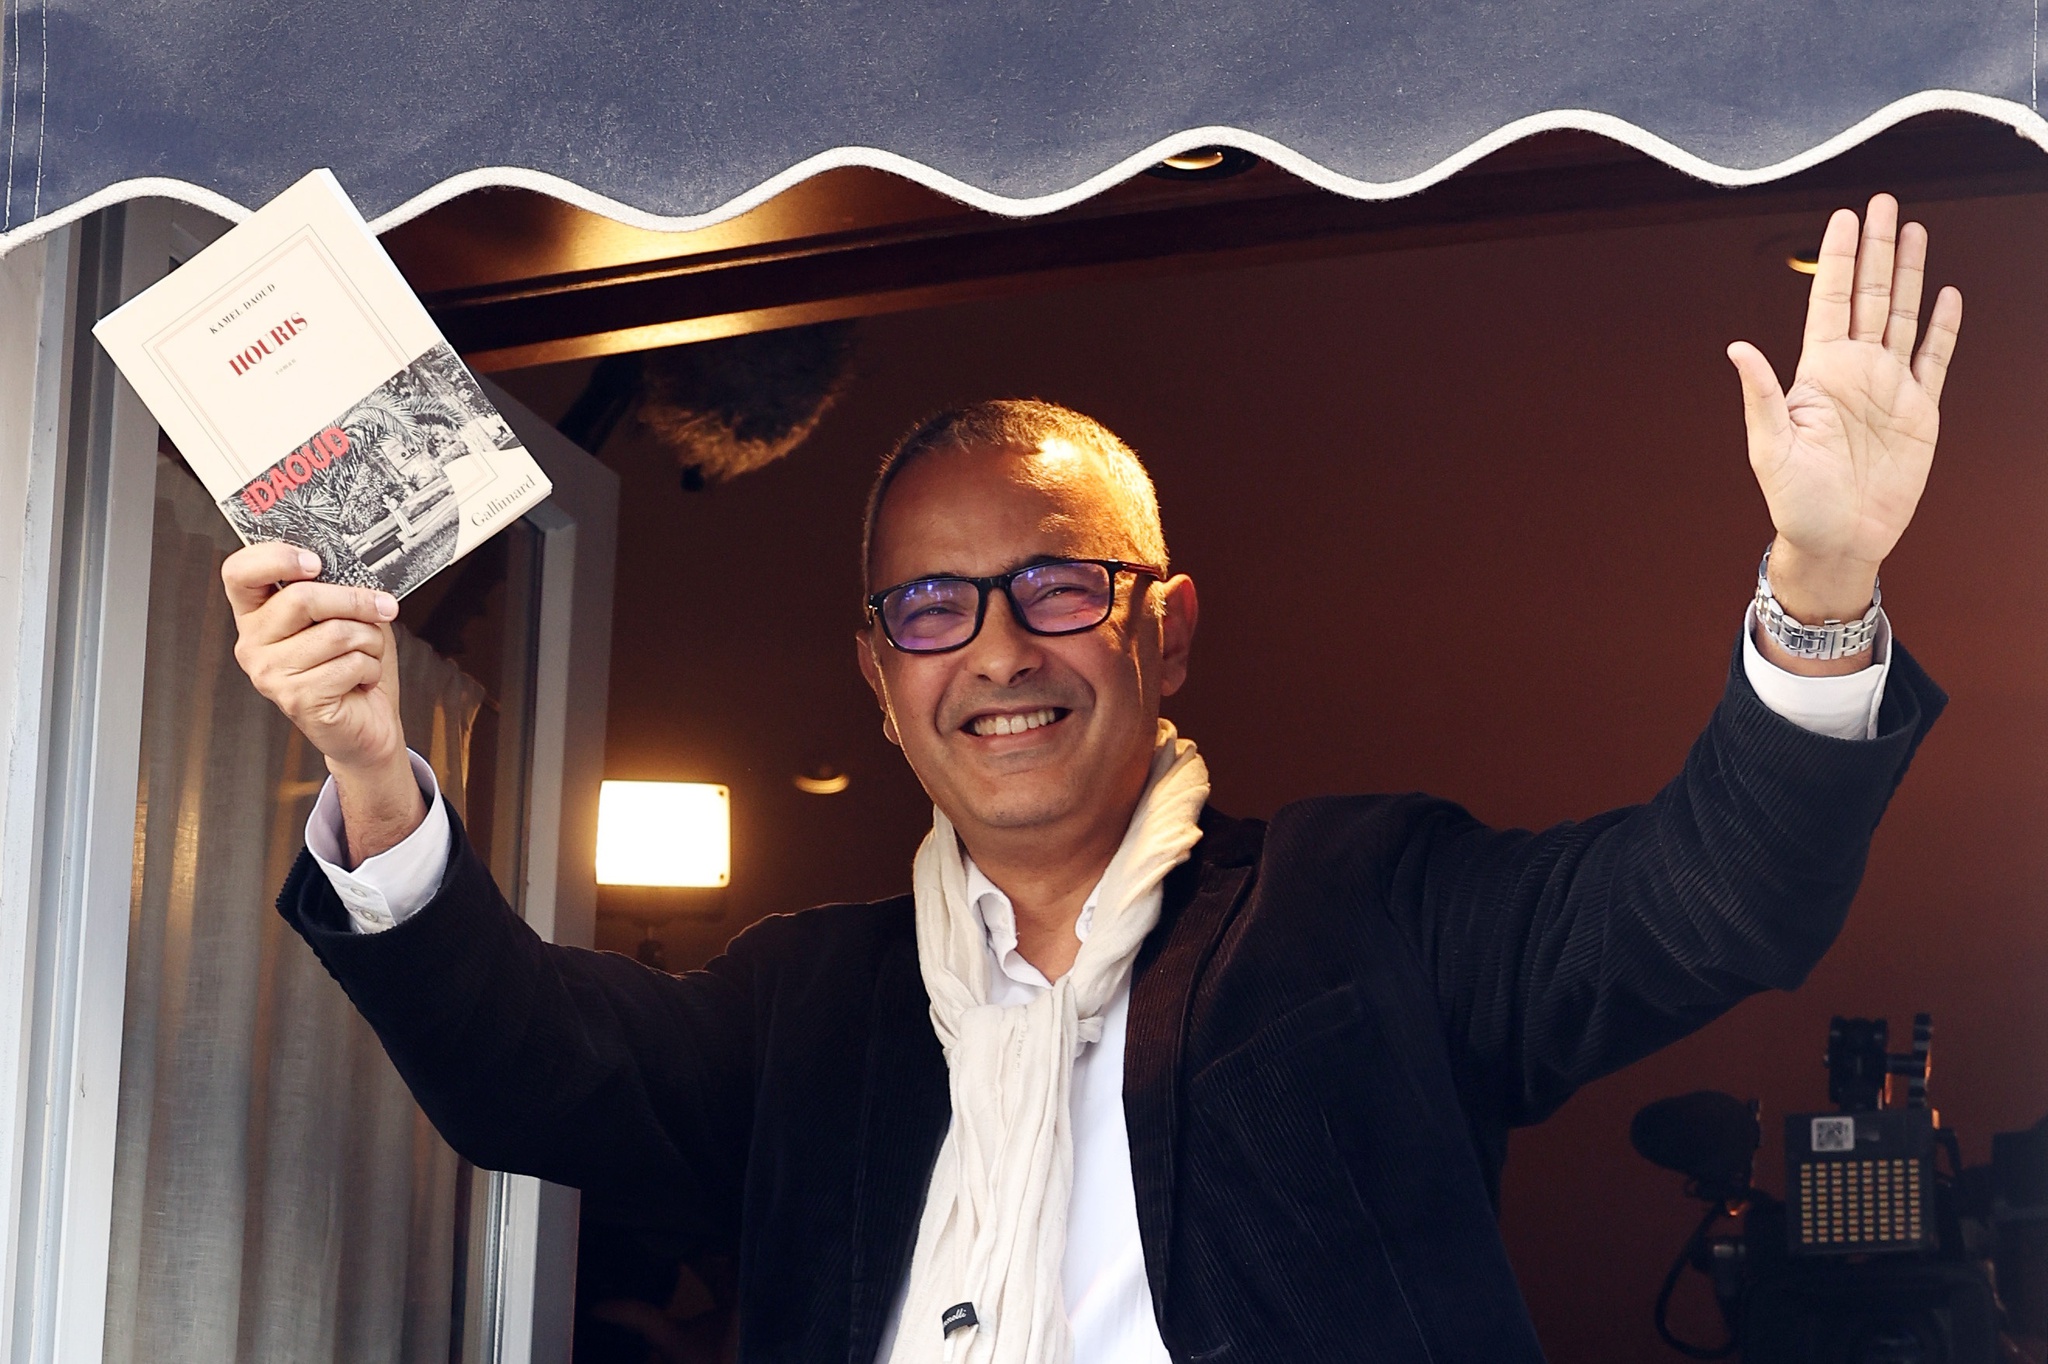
[475,374,619,1364]
[0,204,616,1364]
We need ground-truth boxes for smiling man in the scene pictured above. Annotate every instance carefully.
[227,195,1957,1363]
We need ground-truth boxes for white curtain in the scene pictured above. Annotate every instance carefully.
[105,455,486,1363]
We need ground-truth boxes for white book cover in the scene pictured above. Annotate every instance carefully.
[92,168,552,598]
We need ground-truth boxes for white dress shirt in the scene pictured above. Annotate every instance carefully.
[306,609,1891,1358]
[872,862,1171,1362]
[304,748,452,933]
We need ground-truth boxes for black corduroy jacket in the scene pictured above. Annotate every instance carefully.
[280,644,1945,1363]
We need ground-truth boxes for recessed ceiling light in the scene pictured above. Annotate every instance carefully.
[1145,146,1258,181]
[794,767,851,795]
[1787,250,1820,275]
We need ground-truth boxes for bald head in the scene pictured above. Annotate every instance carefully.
[863,400,1168,590]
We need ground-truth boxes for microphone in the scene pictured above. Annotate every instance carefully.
[1631,1091,1759,1198]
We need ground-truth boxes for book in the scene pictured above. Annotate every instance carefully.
[92,169,552,598]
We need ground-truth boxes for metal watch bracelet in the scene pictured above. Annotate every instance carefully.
[1754,548,1882,661]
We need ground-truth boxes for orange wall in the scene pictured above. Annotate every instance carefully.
[500,187,2048,1362]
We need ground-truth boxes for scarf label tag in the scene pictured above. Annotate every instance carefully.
[941,1302,979,1337]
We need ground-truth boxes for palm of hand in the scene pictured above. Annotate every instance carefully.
[1728,195,1961,579]
[308,624,405,769]
[1760,338,1939,567]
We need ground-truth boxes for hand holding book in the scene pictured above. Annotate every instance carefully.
[94,169,550,861]
[221,541,427,864]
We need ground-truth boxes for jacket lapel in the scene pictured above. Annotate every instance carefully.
[1124,809,1262,1334]
[848,908,951,1364]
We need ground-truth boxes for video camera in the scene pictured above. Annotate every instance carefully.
[1632,1013,2048,1364]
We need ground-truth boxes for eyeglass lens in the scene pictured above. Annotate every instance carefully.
[882,561,1118,651]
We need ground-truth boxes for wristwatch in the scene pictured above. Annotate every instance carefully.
[1754,548,1882,660]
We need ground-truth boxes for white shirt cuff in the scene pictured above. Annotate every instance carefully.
[304,749,453,933]
[1741,602,1891,741]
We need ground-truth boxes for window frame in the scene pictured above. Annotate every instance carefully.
[0,202,617,1364]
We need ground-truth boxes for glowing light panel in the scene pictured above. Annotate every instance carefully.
[596,781,730,887]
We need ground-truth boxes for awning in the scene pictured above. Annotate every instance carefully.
[4,0,2045,254]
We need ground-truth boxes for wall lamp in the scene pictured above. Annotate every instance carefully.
[596,781,731,887]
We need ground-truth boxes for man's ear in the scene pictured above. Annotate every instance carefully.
[1157,574,1199,698]
[854,632,902,747]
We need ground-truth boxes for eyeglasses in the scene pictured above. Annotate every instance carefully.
[865,558,1166,654]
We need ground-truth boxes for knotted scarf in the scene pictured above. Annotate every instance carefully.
[888,721,1210,1364]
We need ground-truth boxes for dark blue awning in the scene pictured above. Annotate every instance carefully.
[3,0,2043,252]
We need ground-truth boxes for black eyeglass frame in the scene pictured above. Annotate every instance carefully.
[864,558,1168,654]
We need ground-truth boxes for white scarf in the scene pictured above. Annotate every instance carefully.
[889,721,1210,1364]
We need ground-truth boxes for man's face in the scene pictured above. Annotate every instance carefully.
[857,441,1197,854]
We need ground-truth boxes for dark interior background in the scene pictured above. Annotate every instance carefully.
[494,188,2048,1363]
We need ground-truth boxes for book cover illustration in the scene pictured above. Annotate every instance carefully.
[222,342,537,596]
[92,169,551,598]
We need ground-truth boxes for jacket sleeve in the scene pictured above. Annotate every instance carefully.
[277,808,757,1243]
[1384,638,1945,1127]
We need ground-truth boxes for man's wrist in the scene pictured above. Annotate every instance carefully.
[329,750,429,868]
[1757,538,1882,678]
[1765,537,1882,625]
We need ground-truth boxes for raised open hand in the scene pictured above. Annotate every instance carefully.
[1727,194,1962,624]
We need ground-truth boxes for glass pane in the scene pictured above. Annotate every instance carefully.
[104,452,540,1364]
[401,513,545,1364]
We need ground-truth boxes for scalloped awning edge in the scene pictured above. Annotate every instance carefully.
[6,90,2044,262]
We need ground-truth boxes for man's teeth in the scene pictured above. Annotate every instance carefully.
[969,708,1061,737]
